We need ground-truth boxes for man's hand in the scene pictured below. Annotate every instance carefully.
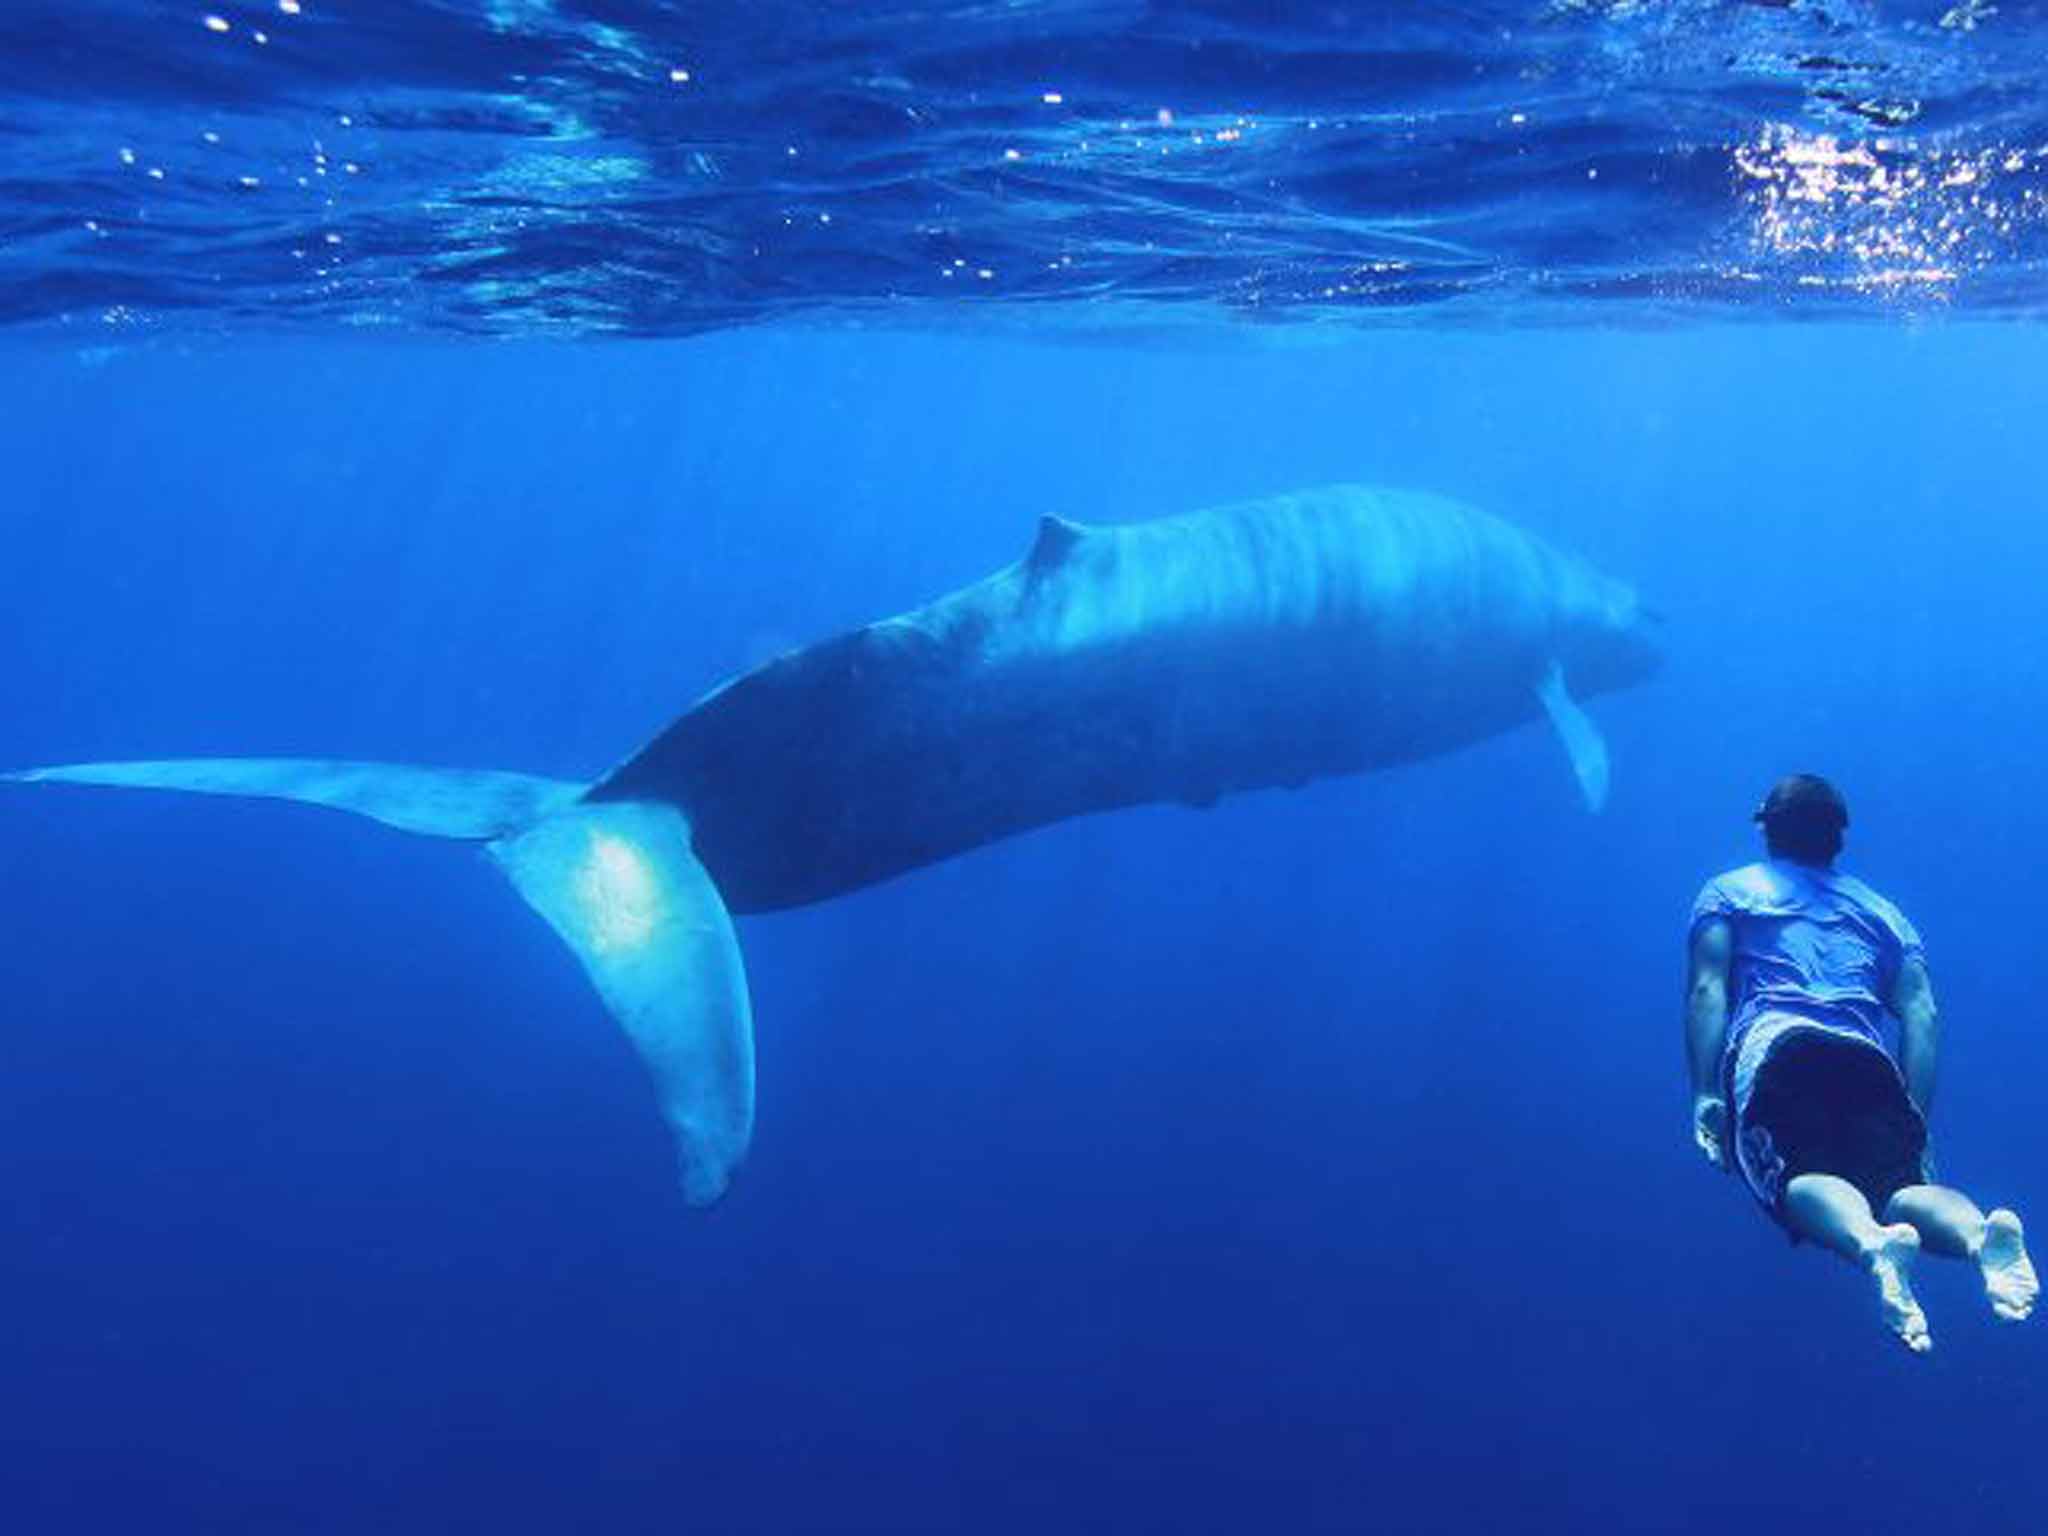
[1685,920,1733,1164]
[1692,1094,1730,1171]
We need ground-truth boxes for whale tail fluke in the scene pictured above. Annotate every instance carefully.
[1,757,586,838]
[3,759,754,1207]
[489,797,753,1206]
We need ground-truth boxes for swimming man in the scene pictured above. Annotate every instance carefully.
[1686,774,2037,1352]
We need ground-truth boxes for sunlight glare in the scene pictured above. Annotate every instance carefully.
[577,832,662,953]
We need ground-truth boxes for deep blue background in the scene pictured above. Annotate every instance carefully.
[3,325,2044,1533]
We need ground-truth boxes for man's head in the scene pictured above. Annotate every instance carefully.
[1754,773,1849,866]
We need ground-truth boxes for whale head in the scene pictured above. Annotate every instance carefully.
[1551,566,1665,700]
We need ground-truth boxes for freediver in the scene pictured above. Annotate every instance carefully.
[1686,774,2038,1353]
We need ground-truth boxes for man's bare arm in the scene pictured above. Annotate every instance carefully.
[1686,919,1732,1096]
[1891,954,1938,1119]
[1686,918,1733,1167]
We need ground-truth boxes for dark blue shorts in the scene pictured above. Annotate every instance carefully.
[1734,1027,1927,1232]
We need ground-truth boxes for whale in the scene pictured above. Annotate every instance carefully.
[4,484,1661,1206]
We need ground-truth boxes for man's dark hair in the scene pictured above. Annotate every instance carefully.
[1754,773,1849,866]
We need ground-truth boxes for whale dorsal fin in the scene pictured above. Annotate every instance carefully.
[1027,514,1086,572]
[1536,660,1610,813]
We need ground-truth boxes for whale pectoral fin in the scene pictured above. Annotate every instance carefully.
[1536,660,1610,813]
[490,800,754,1206]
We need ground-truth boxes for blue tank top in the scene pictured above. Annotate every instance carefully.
[1689,859,1923,1048]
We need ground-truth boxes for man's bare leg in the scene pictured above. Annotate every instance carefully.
[1887,1186,2038,1322]
[1784,1173,1930,1353]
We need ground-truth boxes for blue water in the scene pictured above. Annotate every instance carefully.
[5,327,2043,1531]
[5,5,2048,1534]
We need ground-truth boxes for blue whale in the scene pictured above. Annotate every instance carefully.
[7,485,1660,1205]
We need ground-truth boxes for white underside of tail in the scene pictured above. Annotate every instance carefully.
[4,758,754,1207]
[491,800,753,1205]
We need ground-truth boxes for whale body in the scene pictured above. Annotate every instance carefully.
[6,485,1661,1205]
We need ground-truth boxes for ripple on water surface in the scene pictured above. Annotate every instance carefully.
[3,0,2047,336]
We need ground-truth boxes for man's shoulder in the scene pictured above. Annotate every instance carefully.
[1692,862,1788,921]
[1703,861,1785,901]
[1830,872,1921,947]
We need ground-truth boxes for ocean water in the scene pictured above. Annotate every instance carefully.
[4,6,2048,1535]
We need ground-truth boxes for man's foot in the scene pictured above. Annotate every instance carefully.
[1978,1209,2038,1323]
[1866,1223,1931,1354]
